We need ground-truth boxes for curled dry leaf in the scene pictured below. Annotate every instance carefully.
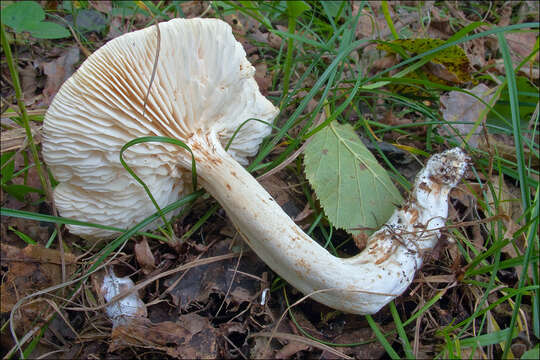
[134,238,155,274]
[109,313,218,359]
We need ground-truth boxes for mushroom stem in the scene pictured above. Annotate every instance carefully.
[188,131,468,314]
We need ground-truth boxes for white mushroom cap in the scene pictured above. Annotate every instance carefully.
[43,18,278,238]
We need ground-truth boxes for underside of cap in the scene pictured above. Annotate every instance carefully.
[43,18,278,238]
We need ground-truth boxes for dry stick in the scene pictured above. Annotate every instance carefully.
[215,247,243,318]
[66,24,91,58]
[222,335,249,360]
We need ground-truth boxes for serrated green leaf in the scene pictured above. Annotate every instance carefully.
[303,122,403,235]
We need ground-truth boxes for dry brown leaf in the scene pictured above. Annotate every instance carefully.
[0,244,76,336]
[42,46,80,105]
[505,31,539,62]
[428,5,453,38]
[164,239,266,310]
[268,31,284,50]
[371,55,398,71]
[106,16,125,40]
[464,38,487,68]
[275,341,310,358]
[109,313,217,358]
[180,1,207,18]
[254,62,272,95]
[89,0,112,13]
[134,238,155,274]
[19,63,39,104]
[0,244,77,313]
[440,83,498,148]
[260,175,300,218]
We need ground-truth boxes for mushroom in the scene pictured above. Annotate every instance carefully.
[43,18,469,314]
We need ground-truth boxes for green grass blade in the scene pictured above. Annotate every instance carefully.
[497,32,531,211]
[366,314,400,359]
[119,136,198,240]
[389,301,414,359]
[381,1,399,39]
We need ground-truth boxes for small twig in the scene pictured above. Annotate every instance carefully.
[215,248,243,318]
[223,334,248,360]
[66,24,91,57]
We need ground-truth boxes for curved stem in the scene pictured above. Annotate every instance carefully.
[189,131,468,314]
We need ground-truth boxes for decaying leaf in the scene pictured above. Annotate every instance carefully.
[320,324,396,359]
[440,83,497,148]
[134,238,155,274]
[109,314,218,359]
[165,239,266,310]
[505,31,539,63]
[303,121,403,237]
[378,38,474,95]
[0,244,76,336]
[254,62,272,95]
[0,244,77,313]
[42,46,80,104]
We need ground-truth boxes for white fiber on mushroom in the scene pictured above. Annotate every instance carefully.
[44,18,468,314]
